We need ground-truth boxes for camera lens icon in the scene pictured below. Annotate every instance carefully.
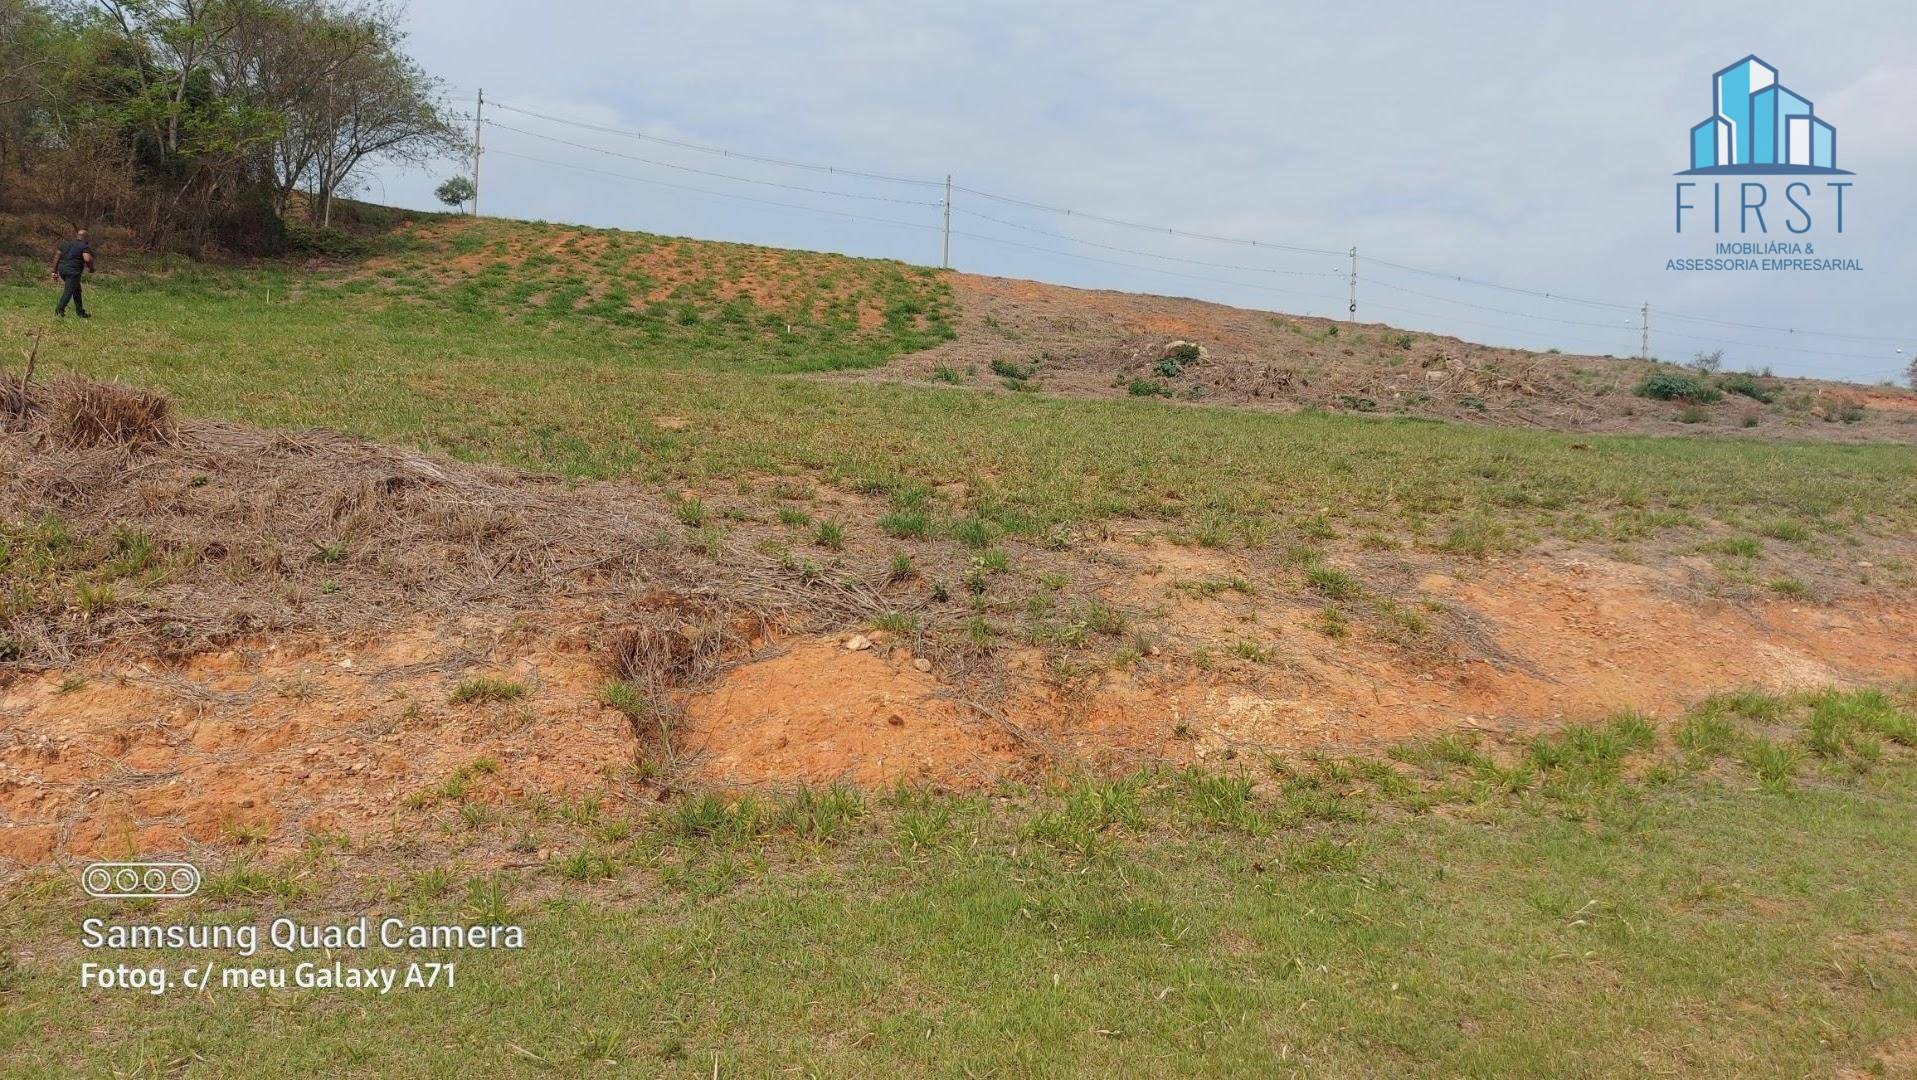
[80,861,201,900]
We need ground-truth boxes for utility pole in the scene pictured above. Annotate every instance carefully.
[472,89,484,217]
[1347,246,1357,322]
[1640,302,1650,360]
[941,174,952,269]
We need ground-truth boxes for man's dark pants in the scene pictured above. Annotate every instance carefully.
[55,274,86,317]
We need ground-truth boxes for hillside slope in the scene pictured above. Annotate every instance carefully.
[2,208,1915,867]
[877,273,1917,441]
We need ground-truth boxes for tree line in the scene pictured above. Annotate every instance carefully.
[0,0,463,252]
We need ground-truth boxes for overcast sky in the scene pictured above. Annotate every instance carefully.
[369,1,1917,381]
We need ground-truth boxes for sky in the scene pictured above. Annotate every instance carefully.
[368,1,1917,382]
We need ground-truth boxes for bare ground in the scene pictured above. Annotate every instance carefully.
[859,272,1917,443]
[3,378,1913,870]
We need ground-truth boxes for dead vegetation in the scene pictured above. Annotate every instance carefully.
[874,273,1917,442]
[0,374,885,674]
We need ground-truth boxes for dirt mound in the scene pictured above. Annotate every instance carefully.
[3,378,1914,869]
[870,273,1917,442]
[0,375,889,668]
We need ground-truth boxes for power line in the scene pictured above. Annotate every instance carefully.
[948,228,1347,309]
[1652,309,1911,345]
[1364,255,1639,313]
[489,101,944,187]
[474,146,1349,311]
[950,206,1343,279]
[1652,326,1900,364]
[470,105,1913,358]
[482,119,944,207]
[952,183,1345,258]
[1363,276,1638,331]
[483,148,943,234]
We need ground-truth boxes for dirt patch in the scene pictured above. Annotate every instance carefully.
[2,380,1913,869]
[0,616,632,865]
[857,272,1917,443]
[680,635,1022,787]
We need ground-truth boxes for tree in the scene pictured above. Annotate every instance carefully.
[1689,348,1723,375]
[1905,356,1916,392]
[433,175,473,212]
[299,8,461,227]
[1,0,463,249]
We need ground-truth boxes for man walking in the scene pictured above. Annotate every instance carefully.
[52,227,94,318]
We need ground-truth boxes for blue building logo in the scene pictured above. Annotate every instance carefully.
[1683,55,1849,174]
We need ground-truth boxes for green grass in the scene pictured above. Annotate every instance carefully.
[4,234,1912,554]
[448,676,527,705]
[5,689,1916,1075]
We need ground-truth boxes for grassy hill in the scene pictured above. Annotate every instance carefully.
[3,210,1916,1076]
[3,213,1913,558]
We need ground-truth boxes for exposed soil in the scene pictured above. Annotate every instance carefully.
[2,378,1913,871]
[5,541,1912,867]
[865,272,1917,443]
[361,219,931,334]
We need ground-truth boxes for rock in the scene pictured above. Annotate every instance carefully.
[844,635,872,652]
[886,713,905,727]
[1161,339,1211,363]
[912,657,932,673]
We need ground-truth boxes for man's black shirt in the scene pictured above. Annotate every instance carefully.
[56,239,92,277]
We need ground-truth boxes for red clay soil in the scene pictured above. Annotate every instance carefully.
[6,547,1912,868]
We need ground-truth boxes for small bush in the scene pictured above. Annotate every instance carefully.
[1716,371,1777,403]
[1636,373,1723,404]
[1127,378,1170,397]
[989,358,1034,381]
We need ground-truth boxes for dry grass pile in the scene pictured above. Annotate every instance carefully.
[0,376,887,672]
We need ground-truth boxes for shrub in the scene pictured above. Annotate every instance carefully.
[1716,371,1776,403]
[1155,342,1201,378]
[1636,373,1723,404]
[989,358,1034,381]
[1127,378,1169,397]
